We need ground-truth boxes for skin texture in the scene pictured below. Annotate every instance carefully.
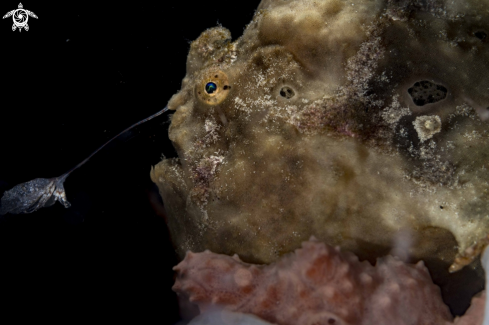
[151,0,489,305]
[173,238,485,325]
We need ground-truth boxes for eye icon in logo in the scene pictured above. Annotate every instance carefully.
[3,3,38,32]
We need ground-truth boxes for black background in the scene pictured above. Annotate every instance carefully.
[0,1,259,322]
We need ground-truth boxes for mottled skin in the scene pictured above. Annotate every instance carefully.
[151,0,489,301]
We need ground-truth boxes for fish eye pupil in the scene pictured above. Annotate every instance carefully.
[205,82,217,94]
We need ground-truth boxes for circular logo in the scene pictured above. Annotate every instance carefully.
[13,9,27,27]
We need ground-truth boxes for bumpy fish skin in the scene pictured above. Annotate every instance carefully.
[151,0,489,280]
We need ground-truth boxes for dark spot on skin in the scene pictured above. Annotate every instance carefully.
[408,81,447,106]
[215,75,218,78]
[440,206,444,209]
[223,85,229,90]
[475,31,487,40]
[280,86,295,99]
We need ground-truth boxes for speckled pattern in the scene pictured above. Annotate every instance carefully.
[151,0,489,280]
[147,9,489,320]
[174,238,484,325]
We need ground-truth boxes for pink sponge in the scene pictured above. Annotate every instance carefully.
[173,238,483,325]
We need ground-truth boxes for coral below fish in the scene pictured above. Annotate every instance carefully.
[173,238,485,325]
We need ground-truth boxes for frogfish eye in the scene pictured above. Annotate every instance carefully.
[205,82,217,94]
[195,70,231,106]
